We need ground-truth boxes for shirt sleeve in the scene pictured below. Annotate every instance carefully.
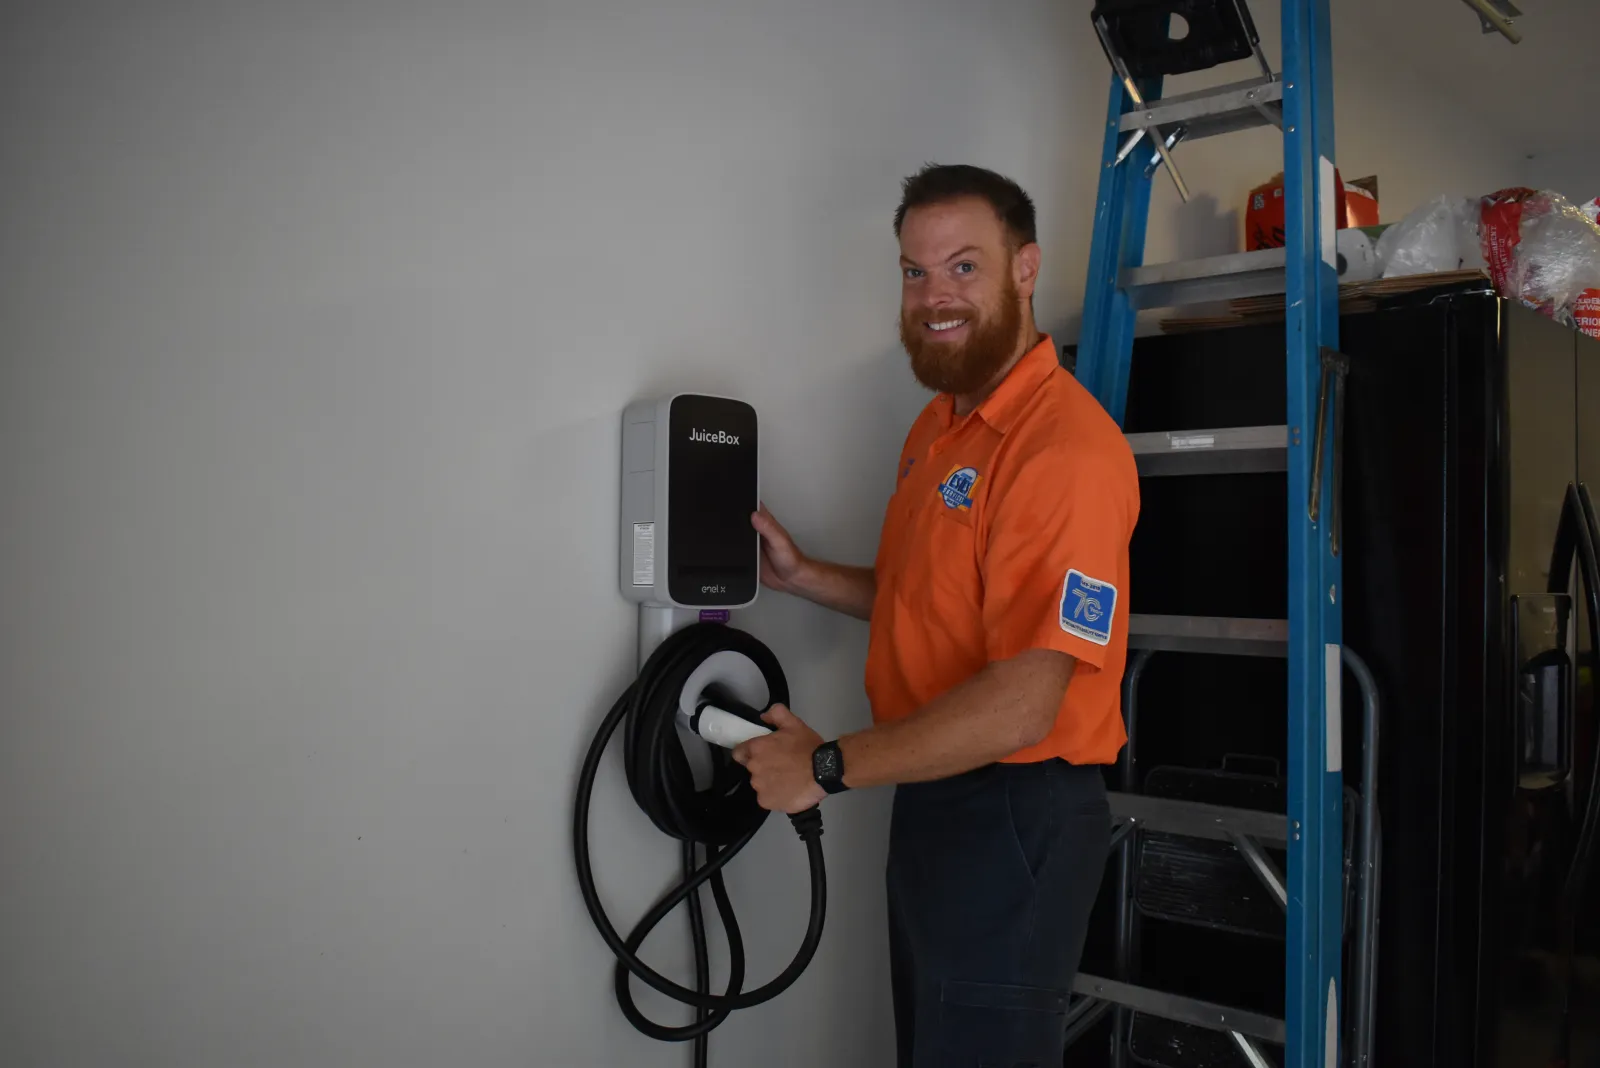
[980,443,1138,669]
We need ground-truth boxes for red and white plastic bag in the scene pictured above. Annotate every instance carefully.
[1377,187,1600,339]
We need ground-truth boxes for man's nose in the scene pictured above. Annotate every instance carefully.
[921,280,959,308]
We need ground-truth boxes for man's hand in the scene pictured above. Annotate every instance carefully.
[750,505,877,621]
[751,504,810,595]
[731,704,827,814]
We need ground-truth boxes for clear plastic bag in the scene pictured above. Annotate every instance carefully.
[1374,195,1484,277]
[1374,188,1600,338]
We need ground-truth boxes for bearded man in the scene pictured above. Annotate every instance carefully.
[732,163,1140,1067]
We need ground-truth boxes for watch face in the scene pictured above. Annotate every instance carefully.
[813,744,845,790]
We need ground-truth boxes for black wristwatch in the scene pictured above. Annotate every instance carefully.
[812,741,849,795]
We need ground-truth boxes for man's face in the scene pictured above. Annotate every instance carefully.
[897,196,1036,397]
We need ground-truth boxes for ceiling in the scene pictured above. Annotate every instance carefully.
[1339,0,1596,153]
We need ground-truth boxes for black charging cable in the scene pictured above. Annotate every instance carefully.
[572,622,827,1068]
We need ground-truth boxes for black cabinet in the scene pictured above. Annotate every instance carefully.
[1080,291,1600,1067]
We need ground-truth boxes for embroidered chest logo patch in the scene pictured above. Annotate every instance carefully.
[1060,569,1117,646]
[937,466,981,510]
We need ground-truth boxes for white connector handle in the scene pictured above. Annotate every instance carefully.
[693,706,773,749]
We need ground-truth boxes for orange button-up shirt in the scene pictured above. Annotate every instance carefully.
[865,335,1140,766]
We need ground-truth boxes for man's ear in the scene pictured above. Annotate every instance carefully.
[1013,242,1042,300]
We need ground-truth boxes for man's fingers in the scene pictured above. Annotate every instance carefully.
[733,733,775,763]
[752,504,789,543]
[763,703,800,729]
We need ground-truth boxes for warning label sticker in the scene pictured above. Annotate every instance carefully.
[632,523,655,586]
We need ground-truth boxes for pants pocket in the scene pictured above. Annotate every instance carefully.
[1002,769,1059,887]
[936,979,1069,1068]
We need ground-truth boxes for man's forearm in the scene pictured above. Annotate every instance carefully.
[835,649,1074,788]
[792,561,875,621]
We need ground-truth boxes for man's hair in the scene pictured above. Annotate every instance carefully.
[892,163,1037,249]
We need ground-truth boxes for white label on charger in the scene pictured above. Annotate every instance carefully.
[632,523,655,586]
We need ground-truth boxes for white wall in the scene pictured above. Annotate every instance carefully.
[0,3,1529,1067]
[1523,148,1600,205]
[1137,4,1528,269]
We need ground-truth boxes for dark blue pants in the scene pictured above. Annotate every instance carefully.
[886,759,1111,1068]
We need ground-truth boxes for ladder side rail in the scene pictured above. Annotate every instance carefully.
[1282,1,1344,1065]
[1076,69,1159,425]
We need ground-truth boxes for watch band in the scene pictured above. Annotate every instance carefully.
[812,740,849,795]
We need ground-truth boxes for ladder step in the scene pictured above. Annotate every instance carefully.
[1121,247,1286,310]
[1119,76,1283,143]
[1130,1014,1261,1068]
[1128,614,1289,657]
[1070,974,1286,1045]
[1126,424,1288,476]
[1135,832,1288,934]
[1108,791,1288,846]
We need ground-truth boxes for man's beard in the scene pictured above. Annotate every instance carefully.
[898,279,1024,397]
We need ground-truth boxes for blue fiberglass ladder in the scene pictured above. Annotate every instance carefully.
[1063,2,1372,1067]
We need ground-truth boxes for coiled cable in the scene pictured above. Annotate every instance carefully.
[572,622,827,1067]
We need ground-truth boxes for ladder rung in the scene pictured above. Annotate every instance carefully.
[1121,247,1286,310]
[1071,974,1286,1044]
[1108,791,1288,846]
[1118,77,1283,142]
[1128,614,1289,657]
[1126,425,1288,476]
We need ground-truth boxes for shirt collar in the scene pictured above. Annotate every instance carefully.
[933,334,1059,435]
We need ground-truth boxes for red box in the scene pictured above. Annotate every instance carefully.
[1245,172,1379,251]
